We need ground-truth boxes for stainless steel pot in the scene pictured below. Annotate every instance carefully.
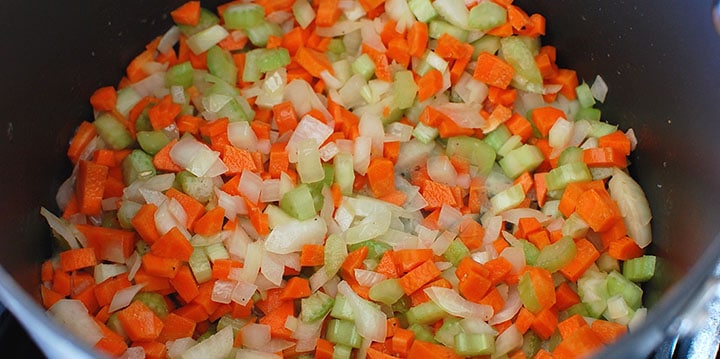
[0,0,718,357]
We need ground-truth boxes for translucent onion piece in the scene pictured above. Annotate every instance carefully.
[47,299,104,346]
[460,317,498,335]
[211,279,235,304]
[489,286,522,325]
[354,269,386,287]
[608,168,652,248]
[482,215,503,245]
[424,286,493,320]
[108,284,145,313]
[233,349,282,359]
[227,121,258,151]
[500,247,525,274]
[493,324,523,358]
[240,323,272,350]
[285,114,334,163]
[126,251,142,281]
[437,204,463,231]
[337,281,387,342]
[158,26,181,55]
[131,72,167,97]
[427,155,458,187]
[231,280,257,306]
[591,75,608,103]
[261,251,285,286]
[40,207,80,249]
[501,208,550,225]
[265,216,327,254]
[121,347,146,359]
[239,170,263,204]
[180,326,234,359]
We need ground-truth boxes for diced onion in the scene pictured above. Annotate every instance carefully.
[427,155,458,187]
[47,299,104,346]
[120,347,146,359]
[337,281,387,342]
[500,247,525,274]
[40,207,80,249]
[265,216,328,254]
[261,251,285,286]
[158,26,181,55]
[489,286,522,325]
[437,204,463,231]
[608,168,652,248]
[231,280,258,306]
[240,323,272,350]
[131,72,167,97]
[424,286,493,320]
[482,215,503,245]
[227,120,258,151]
[126,251,142,281]
[354,269,386,287]
[211,279,235,304]
[108,284,145,313]
[239,170,263,204]
[180,325,234,359]
[493,324,523,358]
[591,75,609,103]
[501,208,550,225]
[285,114,334,163]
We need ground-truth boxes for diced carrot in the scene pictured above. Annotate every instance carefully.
[59,247,97,272]
[391,327,415,356]
[300,244,325,267]
[559,238,600,281]
[557,314,589,340]
[607,236,644,260]
[583,147,627,168]
[367,157,396,198]
[555,282,581,311]
[170,1,201,26]
[341,246,369,281]
[458,270,492,303]
[398,259,441,295]
[141,253,181,279]
[193,206,225,236]
[408,340,462,359]
[473,52,515,89]
[590,319,628,344]
[531,106,566,137]
[408,21,429,58]
[575,188,621,232]
[530,306,558,340]
[279,277,311,300]
[393,249,434,274]
[552,326,603,359]
[165,187,206,229]
[67,121,98,164]
[117,300,164,342]
[515,307,535,334]
[548,68,579,101]
[151,226,194,262]
[295,46,334,78]
[148,95,181,130]
[76,160,108,216]
[76,224,136,263]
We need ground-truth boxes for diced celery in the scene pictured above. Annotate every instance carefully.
[205,242,229,262]
[577,273,609,318]
[576,82,596,108]
[518,270,542,313]
[327,38,346,56]
[178,8,219,36]
[443,239,470,266]
[432,0,470,29]
[351,53,376,80]
[483,124,512,152]
[407,323,437,343]
[297,139,325,184]
[94,112,134,150]
[243,49,264,83]
[176,171,213,204]
[122,150,156,185]
[519,240,540,265]
[518,35,541,56]
[576,107,602,122]
[562,212,589,238]
[547,331,563,352]
[623,255,656,283]
[500,36,543,94]
[245,20,283,47]
[434,317,462,347]
[117,200,141,229]
[186,24,230,55]
[408,0,438,22]
[496,134,523,158]
[222,3,264,30]
[326,319,362,348]
[136,240,150,255]
[597,252,620,273]
[217,315,250,336]
[446,136,497,176]
[348,240,391,260]
[279,184,317,220]
[189,247,212,283]
[392,295,412,314]
[455,333,496,356]
[522,331,542,358]
[413,121,439,144]
[136,130,170,155]
[258,48,291,74]
[324,234,348,277]
[301,291,335,322]
[332,344,353,359]
[468,1,507,31]
[334,152,355,196]
[428,20,468,42]
[498,144,544,179]
[393,70,418,110]
[490,183,525,214]
[606,271,643,309]
[534,236,577,272]
[586,119,618,137]
[472,35,501,58]
[207,46,237,86]
[369,278,405,306]
[406,301,447,325]
[133,292,169,319]
[292,0,316,29]
[166,61,195,88]
[218,97,254,123]
[564,302,591,318]
[541,199,561,218]
[557,146,584,166]
[545,162,592,191]
[116,87,143,117]
[106,313,127,339]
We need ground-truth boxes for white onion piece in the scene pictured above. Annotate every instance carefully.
[166,338,196,359]
[320,186,336,224]
[629,307,647,332]
[157,26,181,54]
[608,168,652,248]
[437,205,463,231]
[493,324,523,358]
[56,167,77,211]
[261,251,285,286]
[131,72,167,97]
[501,208,550,225]
[385,0,414,30]
[384,122,413,143]
[170,135,226,177]
[120,347,145,359]
[431,231,455,256]
[261,339,296,353]
[489,286,522,325]
[591,75,608,103]
[138,188,165,206]
[427,155,458,187]
[625,128,638,151]
[234,349,282,359]
[548,117,574,158]
[337,281,387,342]
[500,247,525,274]
[319,141,339,162]
[460,317,498,335]
[241,323,272,350]
[108,284,145,313]
[94,263,128,284]
[265,216,328,254]
[568,119,592,147]
[239,170,263,204]
[359,19,386,52]
[47,299,104,346]
[227,121,258,151]
[435,102,487,130]
[309,265,331,292]
[209,279,234,304]
[354,269,386,287]
[260,179,281,203]
[284,79,332,126]
[181,326,234,359]
[231,280,257,306]
[286,114,334,163]
[482,215,503,244]
[424,286,493,320]
[215,188,248,219]
[352,135,372,175]
[141,61,168,76]
[454,72,489,105]
[126,251,142,281]
[40,207,80,249]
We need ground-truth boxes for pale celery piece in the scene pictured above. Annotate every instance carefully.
[245,20,283,47]
[576,82,596,108]
[166,61,195,88]
[222,3,265,30]
[279,184,316,220]
[483,124,512,152]
[412,121,440,144]
[324,234,348,277]
[623,255,656,283]
[455,332,496,356]
[133,292,169,319]
[545,162,593,191]
[178,8,219,36]
[518,270,542,313]
[326,319,363,348]
[408,0,438,23]
[176,171,214,204]
[434,317,462,347]
[520,240,540,265]
[578,272,610,318]
[333,344,353,359]
[500,36,543,94]
[94,112,134,150]
[207,46,238,86]
[369,279,405,306]
[557,146,584,166]
[472,35,502,58]
[333,152,355,196]
[522,331,542,358]
[587,119,618,137]
[498,144,544,179]
[490,183,525,213]
[301,291,335,322]
[443,239,470,266]
[468,1,507,31]
[428,20,468,42]
[189,247,212,284]
[351,53,376,80]
[576,107,603,122]
[117,200,141,229]
[446,136,497,176]
[606,270,643,309]
[406,301,447,325]
[407,323,438,343]
[122,150,156,185]
[393,70,419,110]
[534,236,577,272]
[496,134,523,158]
[136,130,170,155]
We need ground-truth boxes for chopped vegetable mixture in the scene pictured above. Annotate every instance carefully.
[40,0,655,358]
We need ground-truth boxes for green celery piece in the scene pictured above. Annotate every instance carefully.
[518,270,542,313]
[545,162,593,191]
[135,240,150,255]
[392,295,412,313]
[222,3,264,30]
[412,122,439,144]
[443,239,470,266]
[217,315,250,336]
[408,0,438,22]
[518,35,541,55]
[117,200,141,229]
[257,48,291,74]
[106,313,127,339]
[577,273,609,318]
[280,184,316,220]
[116,87,143,117]
[597,252,621,273]
[348,240,391,260]
[622,255,656,283]
[428,20,468,42]
[500,36,543,94]
[564,302,591,318]
[490,183,525,213]
[189,247,212,283]
[496,135,523,158]
[468,1,507,31]
[121,150,156,185]
[94,112,134,150]
[534,236,577,272]
[133,292,169,319]
[455,333,496,356]
[407,323,437,344]
[134,108,152,132]
[207,46,238,86]
[393,70,419,110]
[522,331,542,358]
[333,152,355,196]
[245,20,283,47]
[217,97,254,123]
[324,234,348,277]
[176,171,214,204]
[242,49,264,83]
[206,74,240,96]
[606,270,643,309]
[136,130,170,155]
[205,242,229,262]
[178,8,219,36]
[562,212,589,238]
[576,107,602,122]
[587,119,618,137]
[557,146,584,166]
[434,317,462,347]
[519,240,540,265]
[446,136,496,176]
[327,38,346,55]
[351,53,376,80]
[326,319,362,348]
[332,344,352,359]
[483,124,512,152]
[472,35,501,58]
[498,144,544,179]
[406,301,447,325]
[576,82,596,108]
[301,291,335,322]
[369,278,405,306]
[166,61,195,88]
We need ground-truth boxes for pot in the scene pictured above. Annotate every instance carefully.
[0,0,718,358]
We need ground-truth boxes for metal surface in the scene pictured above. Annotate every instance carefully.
[0,0,718,358]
